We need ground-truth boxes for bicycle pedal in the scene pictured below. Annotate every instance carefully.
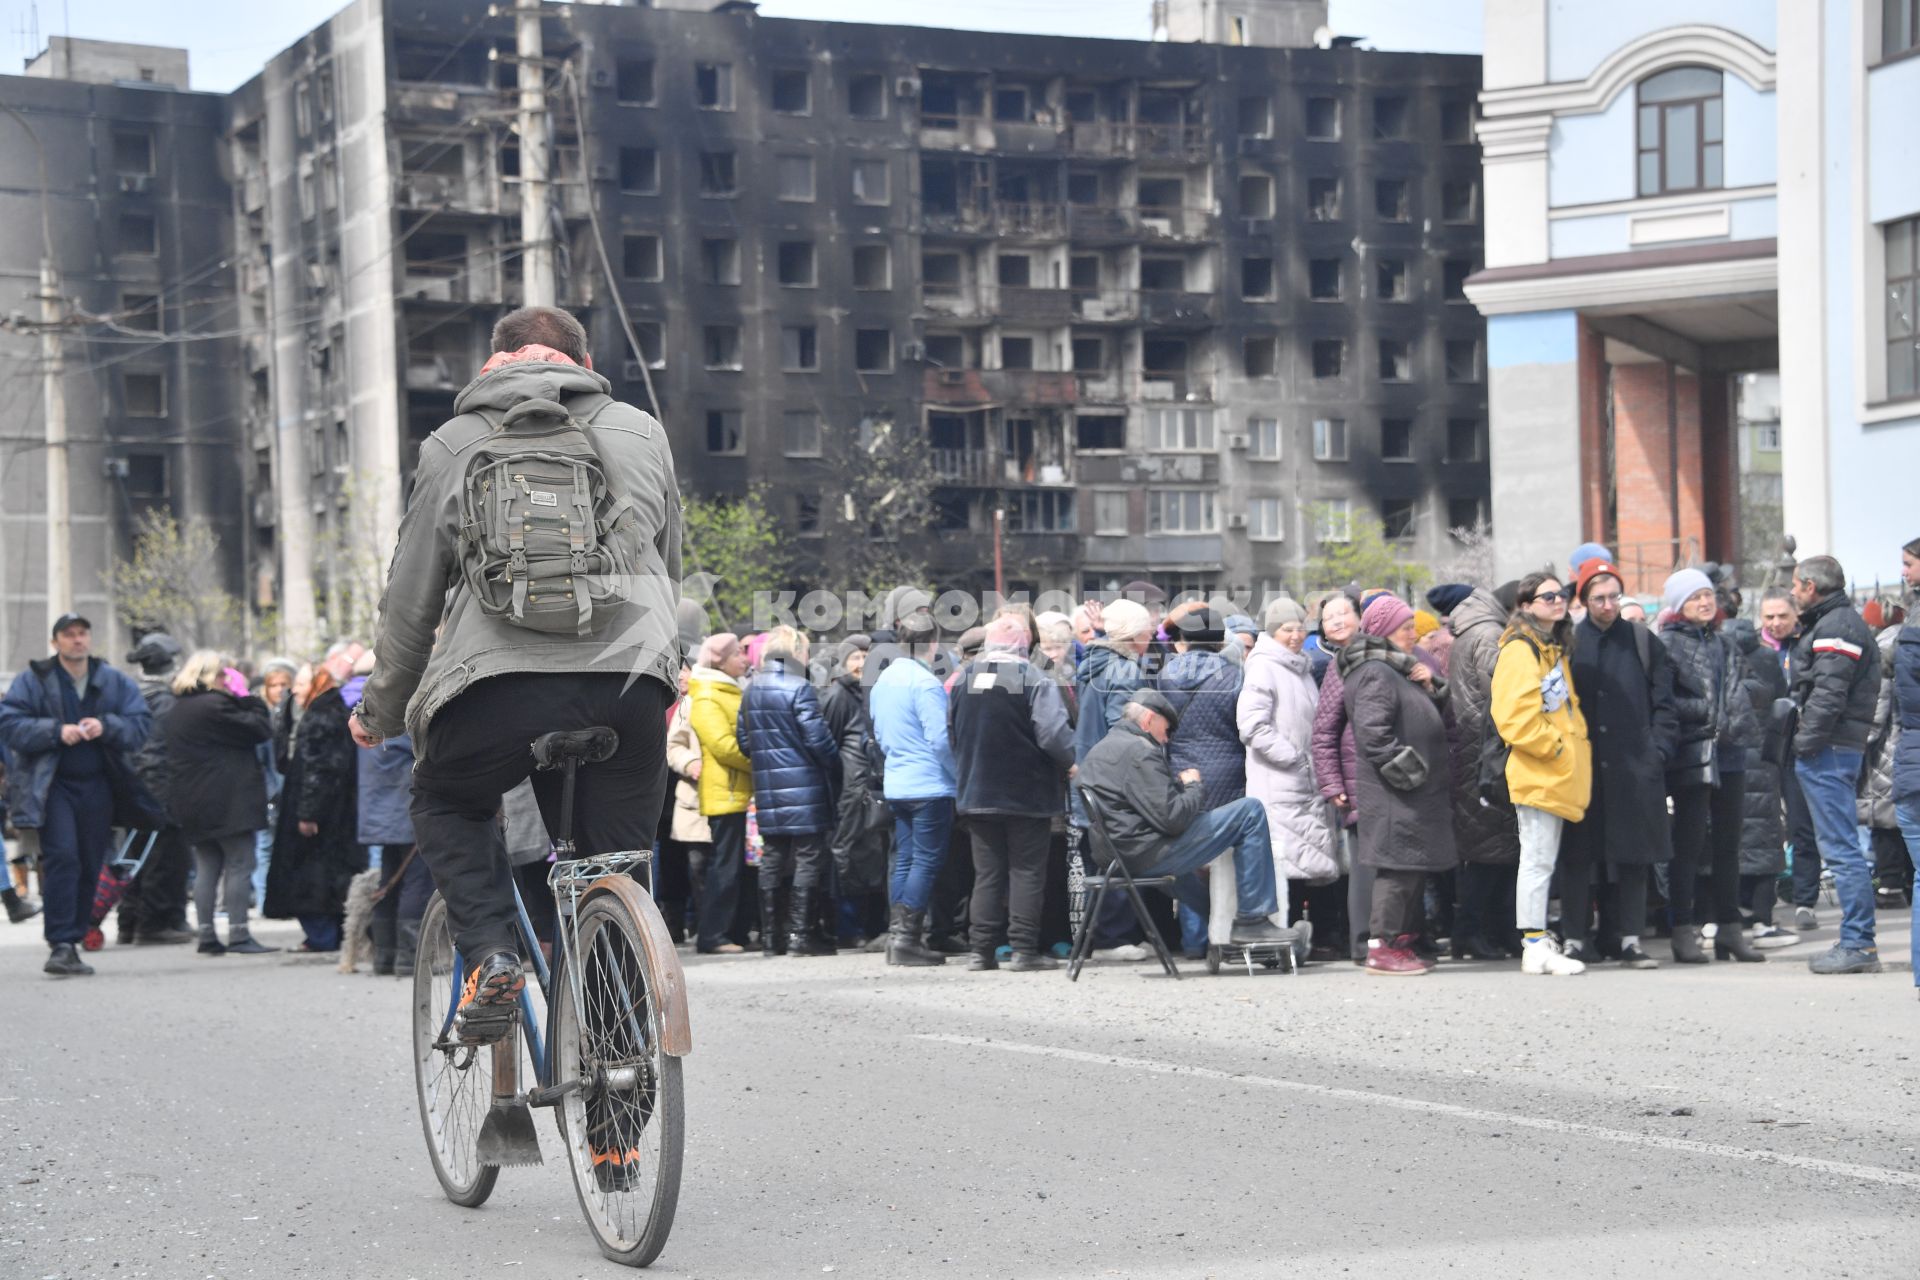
[476,1098,544,1167]
[453,1003,520,1046]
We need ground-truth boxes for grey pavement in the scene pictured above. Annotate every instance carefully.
[2,907,1917,1280]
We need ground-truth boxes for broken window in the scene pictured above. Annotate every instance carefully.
[1242,256,1275,300]
[704,326,742,370]
[705,409,743,454]
[1243,335,1279,378]
[782,326,818,371]
[777,154,815,201]
[777,241,817,287]
[848,72,886,119]
[1312,339,1344,379]
[700,237,739,285]
[622,234,661,280]
[771,68,810,114]
[695,63,733,110]
[852,243,891,290]
[699,150,737,196]
[1308,177,1340,222]
[1305,95,1340,140]
[619,147,658,194]
[855,329,892,372]
[1380,338,1412,382]
[616,59,655,105]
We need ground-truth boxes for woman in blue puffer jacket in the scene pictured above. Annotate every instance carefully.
[737,625,840,957]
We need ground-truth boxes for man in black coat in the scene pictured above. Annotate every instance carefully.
[947,616,1075,971]
[1075,690,1294,947]
[1789,556,1884,973]
[116,634,194,946]
[1560,561,1677,968]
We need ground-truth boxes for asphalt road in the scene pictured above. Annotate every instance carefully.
[3,909,1918,1280]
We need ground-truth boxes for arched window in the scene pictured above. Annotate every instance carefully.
[1637,67,1723,196]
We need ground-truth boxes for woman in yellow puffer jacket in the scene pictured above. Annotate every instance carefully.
[688,633,753,953]
[1490,572,1592,975]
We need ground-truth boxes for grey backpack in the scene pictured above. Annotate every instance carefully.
[457,393,639,636]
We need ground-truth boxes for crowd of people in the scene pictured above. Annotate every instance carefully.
[5,537,1918,987]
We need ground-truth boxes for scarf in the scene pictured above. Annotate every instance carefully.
[1335,633,1449,706]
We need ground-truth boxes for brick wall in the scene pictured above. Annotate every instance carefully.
[1609,361,1704,595]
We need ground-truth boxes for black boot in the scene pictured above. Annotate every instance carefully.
[371,915,397,975]
[3,887,40,925]
[886,905,944,967]
[760,884,789,956]
[1670,924,1709,964]
[44,943,94,976]
[1714,923,1766,963]
[395,918,420,977]
[788,887,836,956]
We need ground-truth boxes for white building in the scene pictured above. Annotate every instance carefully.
[1470,1,1920,592]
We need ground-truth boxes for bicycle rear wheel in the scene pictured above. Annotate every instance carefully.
[412,893,501,1207]
[551,890,683,1267]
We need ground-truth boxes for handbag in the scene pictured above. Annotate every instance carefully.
[1668,735,1720,789]
[1476,728,1512,807]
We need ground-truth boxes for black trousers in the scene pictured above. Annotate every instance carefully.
[1369,867,1423,939]
[1669,780,1743,927]
[1782,763,1823,907]
[117,825,191,936]
[1453,861,1512,942]
[760,831,829,888]
[410,672,671,962]
[967,815,1050,953]
[1558,787,1654,943]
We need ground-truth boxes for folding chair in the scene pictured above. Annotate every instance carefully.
[1067,786,1181,982]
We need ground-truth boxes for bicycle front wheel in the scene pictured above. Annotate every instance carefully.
[412,893,501,1207]
[551,890,684,1267]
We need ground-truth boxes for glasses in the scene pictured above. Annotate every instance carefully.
[1587,591,1623,606]
[1529,591,1565,604]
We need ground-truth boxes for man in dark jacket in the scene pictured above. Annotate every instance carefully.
[1760,590,1825,927]
[116,633,194,946]
[1075,690,1293,946]
[948,615,1075,971]
[0,614,152,976]
[737,627,840,956]
[1789,556,1884,973]
[820,636,887,945]
[1560,561,1677,967]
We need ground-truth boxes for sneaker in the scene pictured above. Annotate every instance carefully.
[966,951,999,972]
[1794,906,1818,931]
[1009,950,1061,972]
[1521,936,1586,976]
[197,938,227,956]
[1749,924,1801,950]
[1228,918,1299,948]
[1364,937,1431,977]
[43,944,94,977]
[4,894,40,925]
[1092,944,1149,962]
[1807,944,1882,975]
[1562,938,1594,964]
[590,1143,640,1193]
[454,952,526,1044]
[1617,943,1660,970]
[226,936,280,955]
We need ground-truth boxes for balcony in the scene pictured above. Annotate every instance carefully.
[403,271,469,304]
[931,447,994,484]
[922,287,987,321]
[1067,206,1139,241]
[1133,122,1210,162]
[1074,371,1126,402]
[995,286,1074,324]
[406,353,474,391]
[1070,290,1137,323]
[1063,119,1129,156]
[1139,290,1218,328]
[1137,205,1217,241]
[923,369,1079,407]
[994,202,1066,239]
[1138,373,1214,403]
[921,203,996,238]
[396,171,486,212]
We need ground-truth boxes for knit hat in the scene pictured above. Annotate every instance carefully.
[1224,614,1259,638]
[1493,580,1521,613]
[1863,599,1888,630]
[697,632,741,668]
[1361,594,1416,638]
[1425,584,1472,616]
[1569,542,1614,574]
[1101,598,1153,642]
[1413,610,1441,639]
[834,635,871,668]
[1359,588,1395,614]
[1661,568,1716,618]
[1262,597,1307,631]
[1574,559,1625,603]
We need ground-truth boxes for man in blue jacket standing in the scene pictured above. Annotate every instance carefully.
[870,612,956,967]
[0,615,152,976]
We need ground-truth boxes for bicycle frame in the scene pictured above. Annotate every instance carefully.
[439,877,559,1091]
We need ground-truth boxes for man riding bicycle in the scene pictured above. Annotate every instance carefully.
[351,305,682,1046]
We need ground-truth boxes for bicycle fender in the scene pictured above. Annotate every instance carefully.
[583,875,693,1057]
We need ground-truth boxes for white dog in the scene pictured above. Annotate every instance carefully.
[338,867,382,974]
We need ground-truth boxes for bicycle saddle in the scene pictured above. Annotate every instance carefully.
[530,726,620,770]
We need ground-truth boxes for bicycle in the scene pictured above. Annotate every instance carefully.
[410,726,691,1268]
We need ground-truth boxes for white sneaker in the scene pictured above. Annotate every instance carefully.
[1521,937,1586,976]
[1794,906,1818,931]
[1092,944,1149,962]
[1750,924,1801,950]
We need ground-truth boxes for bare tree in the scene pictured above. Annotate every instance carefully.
[106,510,245,651]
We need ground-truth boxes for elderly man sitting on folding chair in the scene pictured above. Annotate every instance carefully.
[1076,689,1293,947]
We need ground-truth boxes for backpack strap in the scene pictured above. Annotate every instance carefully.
[565,392,643,536]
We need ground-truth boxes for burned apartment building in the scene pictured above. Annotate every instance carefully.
[5,0,1486,665]
[0,38,243,674]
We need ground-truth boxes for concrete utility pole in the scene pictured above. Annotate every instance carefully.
[516,0,555,306]
[39,260,70,621]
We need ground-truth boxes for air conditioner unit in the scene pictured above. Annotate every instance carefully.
[1227,433,1249,450]
[902,341,927,362]
[1227,513,1248,529]
[589,67,614,89]
[895,76,921,98]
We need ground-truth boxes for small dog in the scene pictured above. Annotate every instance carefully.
[338,867,382,974]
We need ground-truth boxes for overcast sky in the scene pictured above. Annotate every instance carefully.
[3,0,1481,93]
